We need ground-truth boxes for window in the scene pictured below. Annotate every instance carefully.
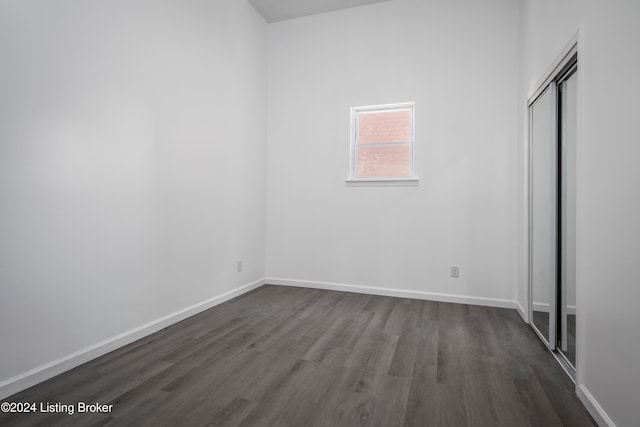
[348,102,416,185]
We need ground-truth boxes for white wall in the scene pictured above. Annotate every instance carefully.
[519,0,640,425]
[0,0,267,392]
[266,0,520,304]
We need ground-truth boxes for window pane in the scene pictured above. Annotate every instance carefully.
[357,143,410,177]
[357,109,411,143]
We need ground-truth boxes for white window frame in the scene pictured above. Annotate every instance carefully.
[346,102,418,186]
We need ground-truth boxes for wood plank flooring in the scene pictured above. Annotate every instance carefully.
[0,285,596,426]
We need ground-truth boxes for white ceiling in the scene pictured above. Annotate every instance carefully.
[249,0,390,23]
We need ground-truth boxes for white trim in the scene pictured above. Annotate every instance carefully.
[577,384,616,427]
[345,177,419,187]
[351,102,415,111]
[527,85,535,332]
[522,71,531,326]
[515,301,527,322]
[349,102,416,181]
[532,302,576,315]
[574,25,586,388]
[0,278,266,400]
[528,32,579,104]
[532,302,550,312]
[548,81,558,351]
[266,278,518,309]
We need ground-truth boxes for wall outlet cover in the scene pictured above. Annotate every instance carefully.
[451,266,460,278]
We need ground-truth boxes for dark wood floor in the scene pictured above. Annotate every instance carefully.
[1,285,596,426]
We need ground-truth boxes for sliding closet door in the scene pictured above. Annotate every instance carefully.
[559,68,577,368]
[529,85,557,348]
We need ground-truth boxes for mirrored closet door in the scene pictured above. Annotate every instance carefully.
[530,84,556,348]
[529,52,578,374]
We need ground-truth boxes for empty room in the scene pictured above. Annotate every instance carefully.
[1,0,638,426]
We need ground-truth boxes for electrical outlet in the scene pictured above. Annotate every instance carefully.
[237,261,243,272]
[451,266,460,278]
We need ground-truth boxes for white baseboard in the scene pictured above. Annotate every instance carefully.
[532,302,550,312]
[577,383,616,427]
[0,278,265,401]
[515,301,527,322]
[266,278,518,310]
[533,302,576,315]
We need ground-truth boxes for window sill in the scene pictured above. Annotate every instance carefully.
[345,177,419,187]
